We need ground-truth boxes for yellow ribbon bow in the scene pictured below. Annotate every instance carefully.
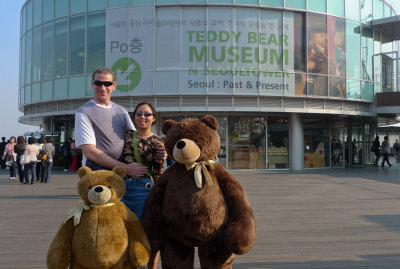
[185,160,215,189]
[64,201,116,226]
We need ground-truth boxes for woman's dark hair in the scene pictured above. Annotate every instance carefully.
[28,137,36,145]
[17,136,25,144]
[374,136,379,141]
[45,137,53,143]
[38,137,44,144]
[133,102,157,126]
[9,136,16,143]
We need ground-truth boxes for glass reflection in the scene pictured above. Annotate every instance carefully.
[267,117,288,169]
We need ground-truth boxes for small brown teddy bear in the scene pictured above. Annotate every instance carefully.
[141,115,256,269]
[47,166,151,269]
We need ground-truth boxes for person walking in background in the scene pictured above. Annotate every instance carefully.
[2,136,17,180]
[70,139,78,172]
[36,137,45,182]
[372,136,381,167]
[381,135,392,168]
[23,137,39,184]
[393,139,400,163]
[14,136,26,183]
[0,137,7,168]
[42,137,55,183]
[61,137,72,171]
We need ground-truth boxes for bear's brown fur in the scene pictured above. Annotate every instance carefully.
[141,115,256,269]
[47,166,151,269]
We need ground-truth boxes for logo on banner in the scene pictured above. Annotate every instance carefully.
[112,57,142,92]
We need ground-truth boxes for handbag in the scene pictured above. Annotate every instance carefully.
[20,154,30,165]
[37,149,48,161]
[5,152,13,166]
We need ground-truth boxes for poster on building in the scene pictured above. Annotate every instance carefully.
[106,7,295,96]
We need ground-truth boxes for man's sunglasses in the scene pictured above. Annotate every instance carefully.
[135,111,154,117]
[93,80,114,87]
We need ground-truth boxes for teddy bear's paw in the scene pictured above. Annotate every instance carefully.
[130,241,151,266]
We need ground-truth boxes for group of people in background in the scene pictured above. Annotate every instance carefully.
[371,135,398,167]
[1,136,55,184]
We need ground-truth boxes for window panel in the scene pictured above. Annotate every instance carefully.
[69,76,86,97]
[27,0,33,30]
[41,80,52,100]
[86,75,94,97]
[307,74,328,96]
[41,22,53,80]
[284,12,305,72]
[361,0,372,23]
[22,6,26,34]
[26,31,32,85]
[307,13,327,74]
[87,11,106,73]
[345,0,360,21]
[42,0,54,23]
[329,76,346,97]
[54,78,68,99]
[69,15,85,75]
[108,0,129,7]
[362,81,373,100]
[32,83,41,102]
[347,79,361,98]
[25,85,32,104]
[285,0,305,9]
[373,0,383,20]
[21,35,26,86]
[346,20,361,78]
[328,0,344,16]
[33,0,42,27]
[32,27,41,83]
[54,19,68,78]
[362,25,373,80]
[260,0,283,6]
[88,0,106,10]
[308,0,326,13]
[70,0,86,14]
[55,0,68,18]
[131,0,154,4]
[328,17,345,76]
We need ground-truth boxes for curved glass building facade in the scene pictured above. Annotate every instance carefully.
[19,0,400,170]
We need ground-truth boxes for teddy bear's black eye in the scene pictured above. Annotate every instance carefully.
[88,186,92,190]
[107,186,112,189]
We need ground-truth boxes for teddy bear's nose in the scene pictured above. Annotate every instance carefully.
[176,140,186,149]
[95,186,103,193]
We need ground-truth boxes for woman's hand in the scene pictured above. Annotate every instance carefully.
[155,147,167,161]
[125,162,149,178]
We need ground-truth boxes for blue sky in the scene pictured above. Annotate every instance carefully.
[0,0,37,139]
[1,0,400,139]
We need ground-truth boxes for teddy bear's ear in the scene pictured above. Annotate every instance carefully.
[162,119,177,135]
[201,115,219,130]
[78,166,92,178]
[112,166,126,179]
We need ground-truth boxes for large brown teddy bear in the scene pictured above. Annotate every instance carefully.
[47,166,151,269]
[141,115,256,268]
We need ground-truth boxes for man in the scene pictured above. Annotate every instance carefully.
[75,67,165,178]
[0,137,7,168]
[380,135,392,168]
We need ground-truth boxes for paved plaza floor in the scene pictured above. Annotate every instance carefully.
[1,160,400,268]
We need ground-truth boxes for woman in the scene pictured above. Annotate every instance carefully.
[14,136,26,183]
[120,102,165,269]
[70,140,78,172]
[2,136,17,180]
[372,136,381,167]
[24,137,39,184]
[42,137,55,183]
[36,137,45,182]
[381,135,392,167]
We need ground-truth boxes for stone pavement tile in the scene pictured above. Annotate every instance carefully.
[0,164,400,268]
